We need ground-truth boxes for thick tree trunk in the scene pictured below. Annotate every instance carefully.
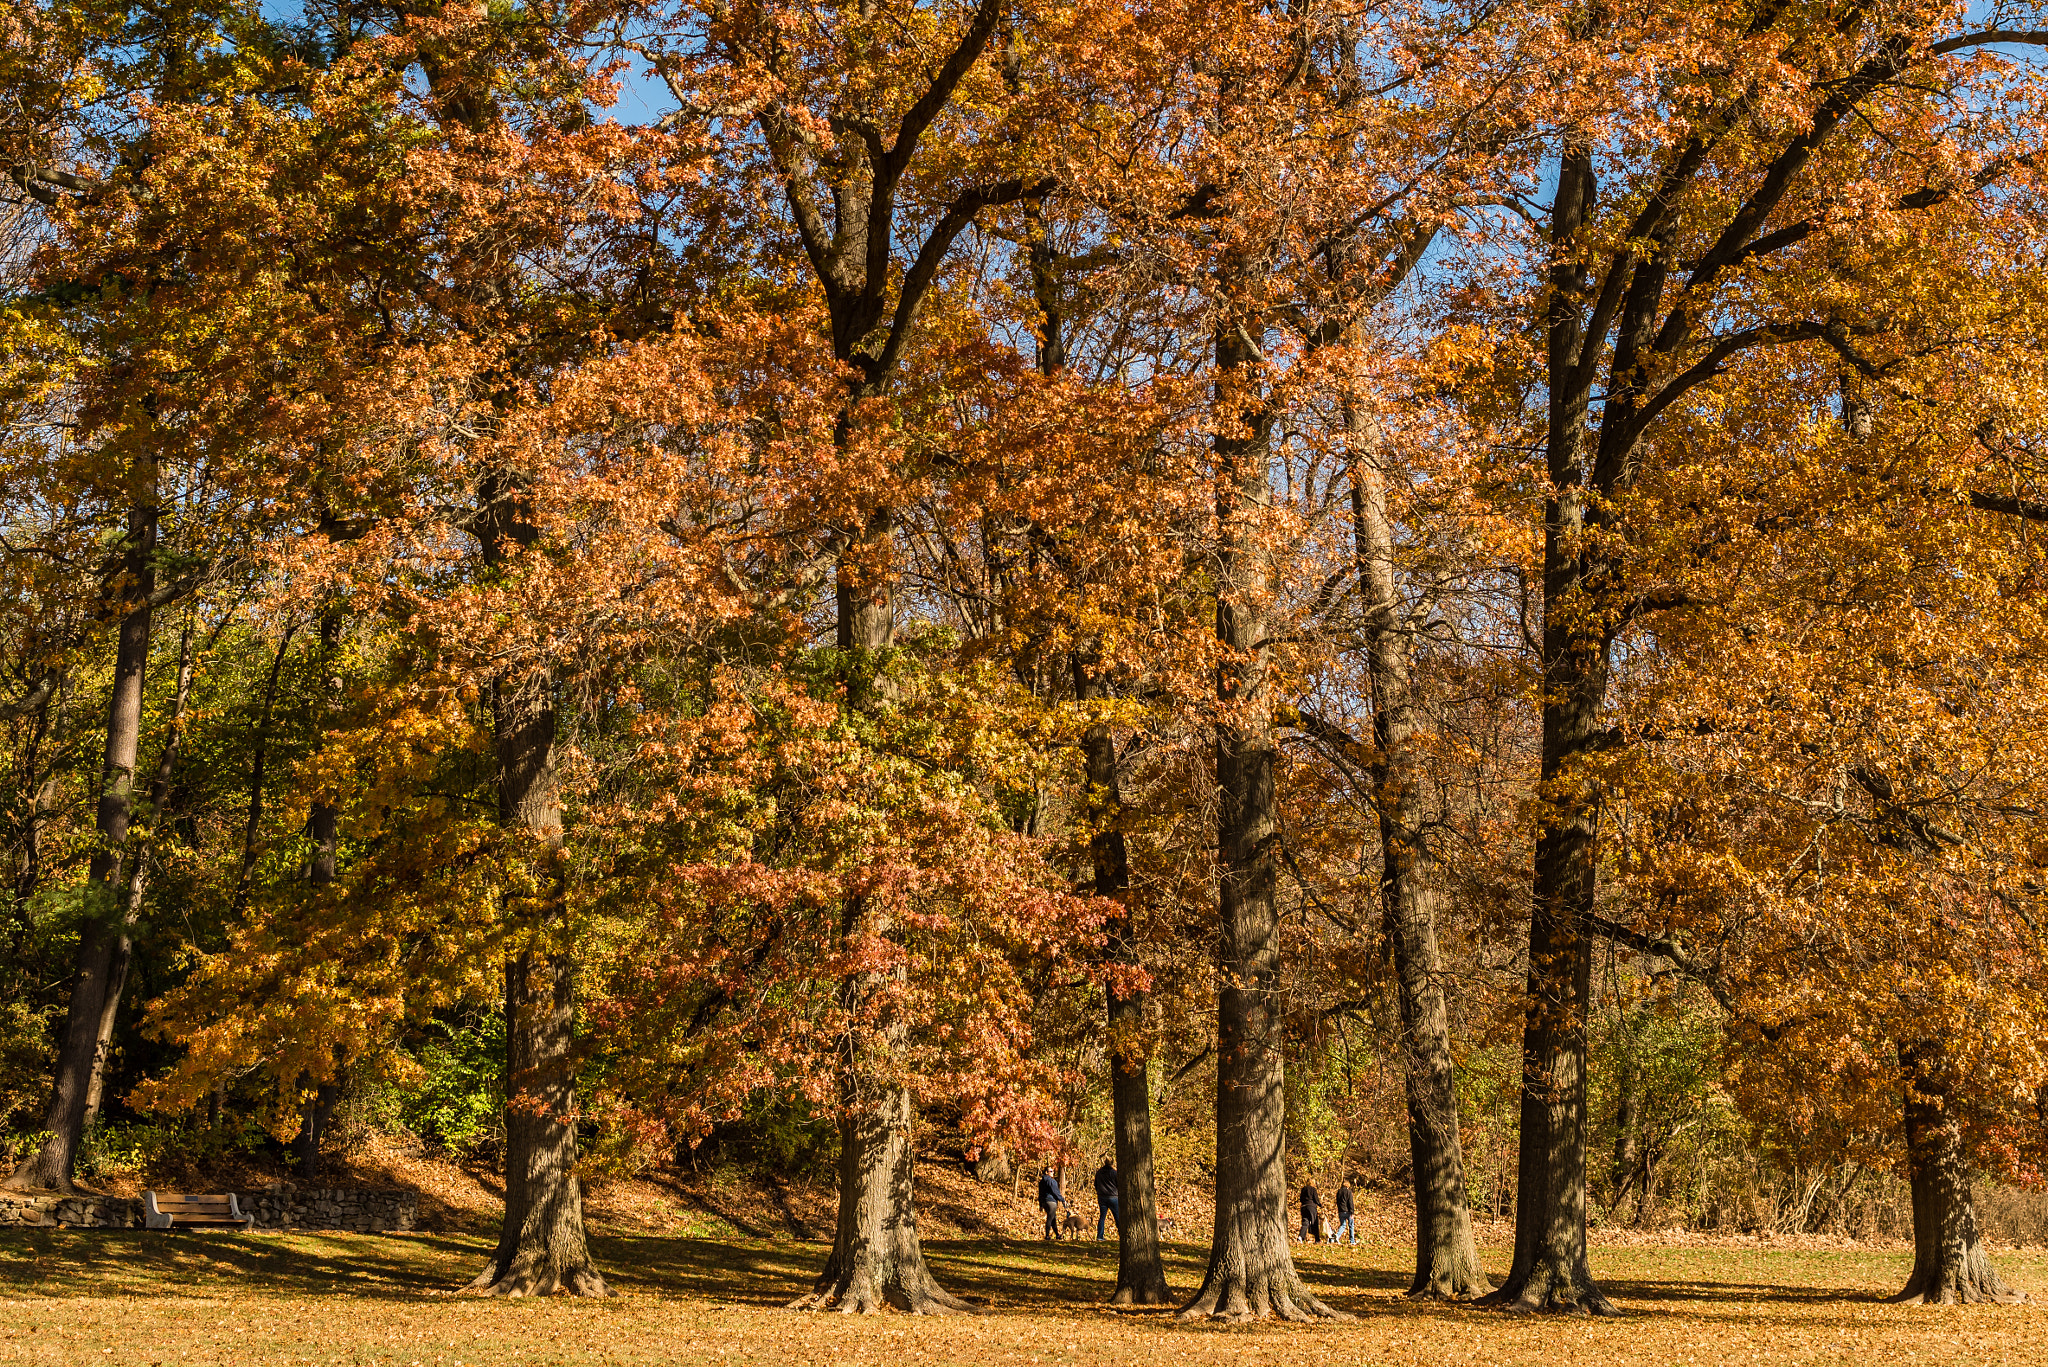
[8,498,156,1193]
[1076,661,1170,1305]
[1182,323,1342,1323]
[1350,462,1490,1300]
[1889,1047,2023,1306]
[791,1059,972,1313]
[795,516,970,1315]
[463,665,607,1296]
[467,941,606,1296]
[1479,142,1616,1316]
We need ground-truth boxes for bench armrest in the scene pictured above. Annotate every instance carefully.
[143,1191,171,1230]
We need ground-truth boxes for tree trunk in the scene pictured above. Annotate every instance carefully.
[1889,1046,2023,1305]
[794,512,971,1316]
[1479,142,1616,1316]
[294,1081,340,1180]
[230,623,296,917]
[1076,660,1170,1305]
[11,673,66,934]
[306,600,345,888]
[8,496,156,1193]
[1350,460,1491,1300]
[463,664,607,1296]
[83,605,194,1131]
[1182,322,1342,1323]
[1611,1054,1643,1222]
[791,1057,972,1314]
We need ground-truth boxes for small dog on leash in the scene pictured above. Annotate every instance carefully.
[1061,1209,1085,1239]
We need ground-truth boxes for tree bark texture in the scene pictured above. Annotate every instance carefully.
[795,515,972,1315]
[1482,143,1616,1315]
[8,497,156,1192]
[1076,661,1170,1306]
[790,1052,972,1314]
[1350,466,1490,1300]
[1182,323,1342,1322]
[1890,1046,2023,1305]
[463,664,607,1296]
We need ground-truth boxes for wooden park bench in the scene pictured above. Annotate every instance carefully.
[142,1192,255,1231]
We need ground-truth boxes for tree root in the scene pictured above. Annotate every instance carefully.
[1887,1274,2027,1306]
[1406,1263,1493,1301]
[1478,1270,1620,1316]
[462,1257,612,1298]
[1178,1275,1352,1322]
[1110,1281,1174,1307]
[789,1271,978,1315]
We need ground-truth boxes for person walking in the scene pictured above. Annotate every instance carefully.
[1094,1157,1120,1240]
[1298,1178,1321,1244]
[1037,1167,1066,1240]
[1334,1177,1356,1245]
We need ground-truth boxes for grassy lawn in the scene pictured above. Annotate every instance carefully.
[1,1228,2045,1366]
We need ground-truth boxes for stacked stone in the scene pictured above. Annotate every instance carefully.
[250,1186,418,1232]
[0,1194,141,1228]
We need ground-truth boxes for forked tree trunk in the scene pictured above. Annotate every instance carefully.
[8,496,156,1193]
[83,606,194,1131]
[1350,460,1490,1300]
[463,662,607,1297]
[1889,1047,2023,1306]
[1076,662,1170,1306]
[794,519,971,1316]
[1182,322,1342,1323]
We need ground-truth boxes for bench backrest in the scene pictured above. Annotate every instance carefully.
[154,1194,237,1215]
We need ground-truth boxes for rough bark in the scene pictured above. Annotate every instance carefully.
[1182,322,1343,1323]
[1349,467,1490,1300]
[790,1059,973,1314]
[1480,143,1616,1315]
[1889,1047,2024,1306]
[464,512,607,1295]
[8,497,156,1192]
[1076,661,1170,1306]
[793,517,972,1316]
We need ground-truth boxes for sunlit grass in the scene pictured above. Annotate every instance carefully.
[0,1228,2044,1365]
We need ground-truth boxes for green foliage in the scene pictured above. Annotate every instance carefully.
[384,1013,506,1164]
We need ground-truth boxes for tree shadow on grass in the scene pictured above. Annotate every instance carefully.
[0,1229,490,1300]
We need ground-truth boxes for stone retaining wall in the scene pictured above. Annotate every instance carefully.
[0,1192,139,1228]
[244,1186,418,1232]
[0,1187,416,1232]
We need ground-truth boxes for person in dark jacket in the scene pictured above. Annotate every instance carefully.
[1037,1168,1065,1240]
[1094,1158,1120,1240]
[1334,1177,1356,1245]
[1298,1179,1321,1243]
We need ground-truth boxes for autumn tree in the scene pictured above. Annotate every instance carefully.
[1436,3,2048,1313]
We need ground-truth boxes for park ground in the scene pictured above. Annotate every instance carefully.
[2,1223,2046,1366]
